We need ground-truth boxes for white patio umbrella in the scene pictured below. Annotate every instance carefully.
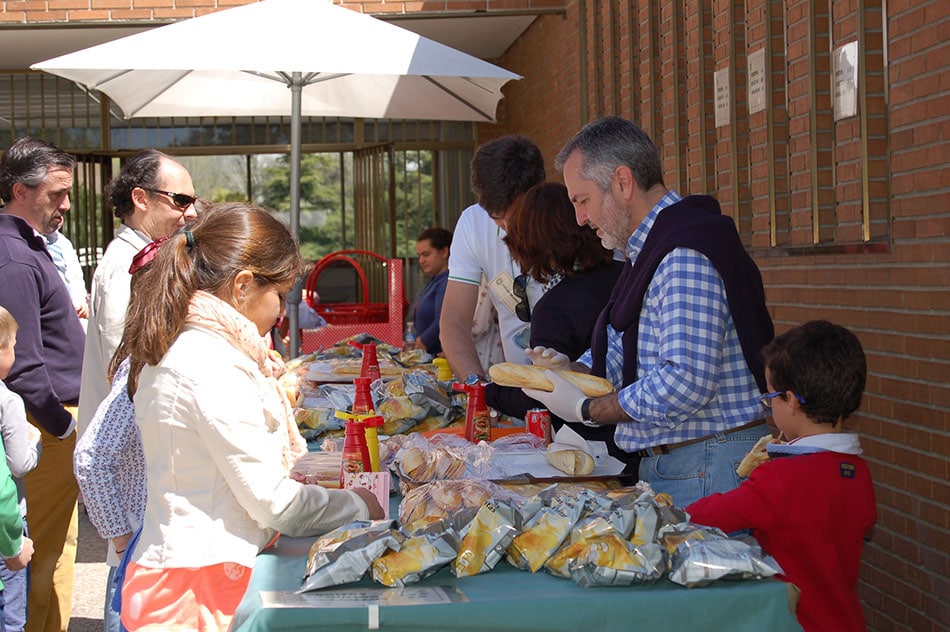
[32,0,520,354]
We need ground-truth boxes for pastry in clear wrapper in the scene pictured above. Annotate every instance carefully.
[398,480,519,527]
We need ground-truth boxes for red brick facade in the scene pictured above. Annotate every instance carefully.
[4,0,947,629]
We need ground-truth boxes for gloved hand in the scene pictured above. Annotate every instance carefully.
[525,346,570,371]
[523,370,586,423]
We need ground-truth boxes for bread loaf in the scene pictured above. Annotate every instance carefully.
[735,433,774,477]
[545,446,595,476]
[488,363,614,397]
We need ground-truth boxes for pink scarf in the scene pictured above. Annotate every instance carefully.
[186,291,307,471]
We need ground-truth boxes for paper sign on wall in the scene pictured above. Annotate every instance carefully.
[714,67,731,127]
[748,49,766,114]
[834,41,859,120]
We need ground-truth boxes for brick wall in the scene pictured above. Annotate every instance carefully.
[490,1,948,630]
[4,0,946,628]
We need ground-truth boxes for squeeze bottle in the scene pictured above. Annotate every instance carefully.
[352,377,374,414]
[359,341,381,381]
[454,379,491,443]
[340,419,366,484]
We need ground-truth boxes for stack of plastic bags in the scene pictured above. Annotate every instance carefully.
[297,481,784,593]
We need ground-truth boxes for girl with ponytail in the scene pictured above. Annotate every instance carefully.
[118,203,382,631]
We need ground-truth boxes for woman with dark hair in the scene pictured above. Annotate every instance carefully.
[484,183,637,473]
[410,226,452,355]
[118,204,383,631]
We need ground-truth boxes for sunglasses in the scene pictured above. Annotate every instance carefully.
[758,390,806,408]
[513,274,531,322]
[141,187,199,211]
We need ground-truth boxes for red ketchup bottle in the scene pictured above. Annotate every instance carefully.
[352,377,374,414]
[359,341,381,381]
[454,379,491,443]
[340,419,367,485]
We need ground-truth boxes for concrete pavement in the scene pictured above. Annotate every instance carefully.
[68,503,108,632]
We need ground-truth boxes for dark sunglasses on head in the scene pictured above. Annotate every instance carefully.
[141,187,198,211]
[513,274,531,322]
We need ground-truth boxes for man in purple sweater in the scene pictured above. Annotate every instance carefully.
[0,137,84,632]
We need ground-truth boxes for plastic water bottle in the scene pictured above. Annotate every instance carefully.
[404,321,416,348]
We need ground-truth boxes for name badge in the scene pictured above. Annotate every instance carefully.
[489,271,522,315]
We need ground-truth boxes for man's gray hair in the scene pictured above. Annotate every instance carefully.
[555,116,664,192]
[0,137,76,203]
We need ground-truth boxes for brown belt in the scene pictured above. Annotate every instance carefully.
[636,419,767,457]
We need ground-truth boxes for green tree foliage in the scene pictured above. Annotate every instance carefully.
[394,150,435,259]
[182,150,435,264]
[257,152,354,261]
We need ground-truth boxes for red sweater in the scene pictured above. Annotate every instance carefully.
[686,451,876,632]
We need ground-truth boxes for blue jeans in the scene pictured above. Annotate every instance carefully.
[638,423,769,507]
[0,519,28,632]
[104,565,121,632]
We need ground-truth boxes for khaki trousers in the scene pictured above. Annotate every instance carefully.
[24,413,79,632]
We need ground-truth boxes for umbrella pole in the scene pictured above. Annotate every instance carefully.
[288,71,303,358]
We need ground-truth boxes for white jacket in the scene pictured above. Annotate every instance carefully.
[77,225,150,436]
[132,324,368,569]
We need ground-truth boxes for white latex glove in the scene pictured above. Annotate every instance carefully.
[523,370,586,423]
[525,346,570,371]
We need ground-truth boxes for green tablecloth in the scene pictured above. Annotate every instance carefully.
[232,534,803,632]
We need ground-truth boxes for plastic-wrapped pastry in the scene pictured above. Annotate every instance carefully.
[398,479,524,528]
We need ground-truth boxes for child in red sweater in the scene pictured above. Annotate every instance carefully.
[686,320,876,632]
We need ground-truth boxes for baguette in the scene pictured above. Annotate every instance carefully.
[545,446,595,477]
[735,433,775,477]
[488,363,614,397]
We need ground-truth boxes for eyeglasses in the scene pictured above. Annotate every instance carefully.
[141,187,199,211]
[758,390,806,408]
[485,207,507,220]
[513,274,531,322]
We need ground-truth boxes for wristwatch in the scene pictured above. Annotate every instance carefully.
[580,398,599,427]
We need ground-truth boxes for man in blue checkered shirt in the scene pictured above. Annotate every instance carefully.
[522,117,775,507]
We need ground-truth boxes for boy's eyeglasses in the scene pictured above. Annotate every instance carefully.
[513,274,531,322]
[141,187,199,211]
[758,390,806,408]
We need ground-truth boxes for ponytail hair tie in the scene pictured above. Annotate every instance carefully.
[184,230,196,250]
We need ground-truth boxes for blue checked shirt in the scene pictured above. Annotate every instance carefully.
[577,191,765,451]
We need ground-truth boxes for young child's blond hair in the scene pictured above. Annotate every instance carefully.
[0,306,17,348]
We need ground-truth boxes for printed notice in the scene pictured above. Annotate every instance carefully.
[261,585,468,609]
[714,67,731,127]
[833,41,859,120]
[748,49,766,114]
